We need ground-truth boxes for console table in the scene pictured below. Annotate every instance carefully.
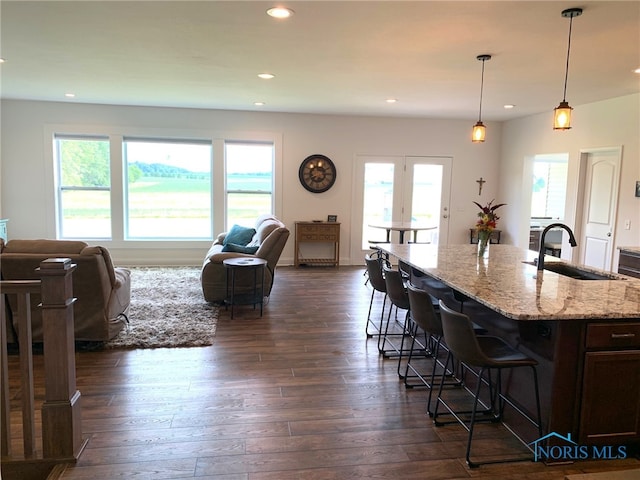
[469,228,501,244]
[294,221,340,267]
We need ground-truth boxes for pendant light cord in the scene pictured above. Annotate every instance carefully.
[478,58,486,122]
[562,15,575,102]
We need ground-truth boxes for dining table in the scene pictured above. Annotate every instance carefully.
[368,221,437,244]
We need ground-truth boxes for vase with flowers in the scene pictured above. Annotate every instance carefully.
[473,199,506,258]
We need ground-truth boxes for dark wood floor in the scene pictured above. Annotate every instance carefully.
[6,266,640,479]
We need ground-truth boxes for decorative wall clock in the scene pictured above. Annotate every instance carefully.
[298,154,337,193]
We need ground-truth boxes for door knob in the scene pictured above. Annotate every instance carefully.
[607,232,612,237]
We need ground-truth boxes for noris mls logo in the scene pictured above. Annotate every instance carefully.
[528,432,627,462]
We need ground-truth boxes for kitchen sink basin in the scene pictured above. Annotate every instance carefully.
[523,261,621,281]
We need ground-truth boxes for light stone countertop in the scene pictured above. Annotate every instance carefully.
[378,243,640,321]
[619,246,640,255]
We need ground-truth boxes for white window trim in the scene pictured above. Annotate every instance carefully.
[43,124,283,250]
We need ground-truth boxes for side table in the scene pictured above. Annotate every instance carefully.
[223,257,268,319]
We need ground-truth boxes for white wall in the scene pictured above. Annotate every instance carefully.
[0,99,502,266]
[499,93,640,271]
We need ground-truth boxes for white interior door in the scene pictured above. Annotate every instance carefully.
[351,155,451,262]
[578,149,621,270]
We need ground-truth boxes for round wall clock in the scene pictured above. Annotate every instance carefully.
[298,154,337,193]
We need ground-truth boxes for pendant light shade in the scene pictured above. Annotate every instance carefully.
[554,7,583,130]
[472,54,491,143]
[472,121,486,143]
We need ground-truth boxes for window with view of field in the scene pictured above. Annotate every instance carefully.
[53,132,277,242]
[124,139,212,239]
[225,142,274,230]
[55,135,112,239]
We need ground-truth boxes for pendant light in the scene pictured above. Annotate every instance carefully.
[472,54,491,143]
[553,7,583,130]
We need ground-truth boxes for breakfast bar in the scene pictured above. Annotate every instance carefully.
[378,243,640,450]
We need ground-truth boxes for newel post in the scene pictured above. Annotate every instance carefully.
[39,258,85,460]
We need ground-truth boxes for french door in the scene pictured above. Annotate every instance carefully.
[351,155,452,262]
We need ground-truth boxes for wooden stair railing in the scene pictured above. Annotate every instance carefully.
[1,258,87,468]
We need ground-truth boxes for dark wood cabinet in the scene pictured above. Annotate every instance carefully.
[579,322,640,444]
[618,249,640,279]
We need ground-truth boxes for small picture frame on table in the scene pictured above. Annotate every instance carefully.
[636,181,640,197]
[327,215,338,222]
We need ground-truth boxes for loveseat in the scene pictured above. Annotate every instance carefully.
[0,239,131,343]
[201,215,289,303]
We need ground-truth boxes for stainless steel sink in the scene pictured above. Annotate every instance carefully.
[523,261,622,281]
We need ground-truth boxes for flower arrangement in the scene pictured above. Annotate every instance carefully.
[473,199,506,258]
[473,199,506,232]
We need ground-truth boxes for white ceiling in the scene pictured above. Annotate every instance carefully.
[1,1,639,121]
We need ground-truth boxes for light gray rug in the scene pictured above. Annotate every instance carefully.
[104,266,218,349]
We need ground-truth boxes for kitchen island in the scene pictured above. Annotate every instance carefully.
[378,243,640,451]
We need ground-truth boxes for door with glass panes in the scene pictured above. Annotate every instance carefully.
[351,155,451,261]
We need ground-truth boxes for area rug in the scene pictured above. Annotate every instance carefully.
[103,266,218,349]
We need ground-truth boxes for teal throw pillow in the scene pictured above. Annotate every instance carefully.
[224,224,256,246]
[222,243,259,254]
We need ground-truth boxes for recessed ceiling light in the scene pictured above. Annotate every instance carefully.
[0,58,5,64]
[504,104,515,109]
[258,73,275,79]
[386,98,398,103]
[267,7,294,19]
[65,93,76,98]
[254,102,265,106]
[634,67,640,74]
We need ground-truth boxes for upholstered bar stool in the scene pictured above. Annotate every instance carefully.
[433,300,543,468]
[405,286,488,411]
[405,284,462,414]
[381,265,421,377]
[363,245,387,285]
[364,253,389,338]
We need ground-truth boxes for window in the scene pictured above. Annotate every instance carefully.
[50,129,279,243]
[55,135,111,239]
[225,142,274,229]
[531,154,569,220]
[124,138,212,239]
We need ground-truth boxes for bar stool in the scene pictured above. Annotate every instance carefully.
[405,284,461,415]
[433,300,543,468]
[364,246,389,285]
[364,253,388,338]
[380,265,412,374]
[405,286,487,412]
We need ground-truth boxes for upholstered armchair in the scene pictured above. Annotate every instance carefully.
[201,215,289,303]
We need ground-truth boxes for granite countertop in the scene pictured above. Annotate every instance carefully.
[378,243,640,321]
[619,246,640,255]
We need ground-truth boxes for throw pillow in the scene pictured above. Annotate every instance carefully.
[224,225,256,246]
[222,243,259,254]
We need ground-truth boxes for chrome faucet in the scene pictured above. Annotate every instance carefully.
[537,223,578,271]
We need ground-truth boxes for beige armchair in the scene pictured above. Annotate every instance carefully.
[1,239,131,342]
[201,215,289,303]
